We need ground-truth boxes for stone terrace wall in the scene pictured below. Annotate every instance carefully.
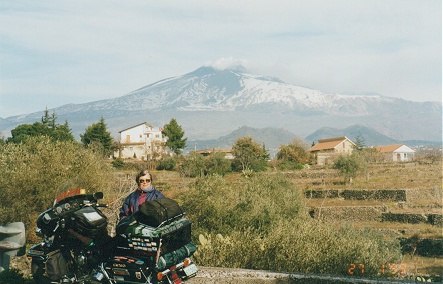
[312,206,386,222]
[305,188,442,203]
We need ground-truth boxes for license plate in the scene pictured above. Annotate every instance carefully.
[183,263,198,277]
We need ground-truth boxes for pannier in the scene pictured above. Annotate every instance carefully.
[72,206,108,238]
[138,198,184,227]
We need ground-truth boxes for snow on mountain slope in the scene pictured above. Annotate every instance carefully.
[1,64,440,142]
[90,65,389,116]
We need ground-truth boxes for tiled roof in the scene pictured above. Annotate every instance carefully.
[375,144,404,153]
[118,122,154,133]
[308,136,352,152]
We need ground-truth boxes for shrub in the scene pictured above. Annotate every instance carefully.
[156,155,179,171]
[182,173,402,277]
[0,136,112,233]
[205,152,232,176]
[112,158,125,169]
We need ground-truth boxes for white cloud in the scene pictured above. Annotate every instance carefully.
[204,58,248,70]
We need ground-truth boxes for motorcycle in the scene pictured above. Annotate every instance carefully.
[27,182,198,284]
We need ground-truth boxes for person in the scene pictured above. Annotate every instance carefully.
[119,170,165,219]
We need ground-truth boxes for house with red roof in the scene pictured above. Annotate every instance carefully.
[375,144,415,162]
[308,136,355,165]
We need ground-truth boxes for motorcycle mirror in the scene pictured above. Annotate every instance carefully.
[93,192,104,200]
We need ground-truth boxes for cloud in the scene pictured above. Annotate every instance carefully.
[204,58,248,70]
[0,0,441,118]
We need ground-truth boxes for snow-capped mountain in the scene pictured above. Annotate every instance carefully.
[0,65,441,143]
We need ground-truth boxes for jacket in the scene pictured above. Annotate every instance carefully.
[119,187,165,219]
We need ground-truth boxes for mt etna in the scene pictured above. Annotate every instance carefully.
[0,65,441,144]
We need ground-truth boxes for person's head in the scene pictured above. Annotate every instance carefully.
[136,170,153,189]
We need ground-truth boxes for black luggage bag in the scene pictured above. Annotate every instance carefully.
[137,198,184,227]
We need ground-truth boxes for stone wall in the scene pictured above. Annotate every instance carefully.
[312,206,386,222]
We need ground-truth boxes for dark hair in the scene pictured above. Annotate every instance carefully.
[135,170,153,185]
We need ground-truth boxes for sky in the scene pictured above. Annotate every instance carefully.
[0,0,441,118]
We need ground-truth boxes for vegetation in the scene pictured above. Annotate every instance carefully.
[162,118,187,155]
[1,117,440,280]
[276,138,310,170]
[6,109,75,144]
[0,136,112,233]
[182,174,402,276]
[333,152,368,183]
[80,117,114,157]
[232,136,268,172]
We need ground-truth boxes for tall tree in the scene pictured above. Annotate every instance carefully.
[354,135,366,151]
[80,117,114,157]
[52,120,75,142]
[162,118,187,155]
[232,136,268,172]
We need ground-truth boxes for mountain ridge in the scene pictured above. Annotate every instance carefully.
[186,125,440,157]
[0,65,441,143]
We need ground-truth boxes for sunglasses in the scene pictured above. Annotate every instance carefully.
[139,179,151,183]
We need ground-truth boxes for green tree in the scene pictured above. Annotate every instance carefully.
[333,152,367,183]
[232,136,268,172]
[354,135,366,151]
[7,122,51,144]
[7,110,74,143]
[80,117,114,157]
[276,138,310,169]
[52,120,75,142]
[162,118,187,155]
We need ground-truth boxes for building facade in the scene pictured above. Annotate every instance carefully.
[114,122,168,160]
[308,136,355,165]
[375,144,415,162]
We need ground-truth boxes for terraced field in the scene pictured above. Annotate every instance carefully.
[155,161,442,278]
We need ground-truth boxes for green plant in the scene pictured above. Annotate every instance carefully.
[112,158,125,169]
[156,155,179,171]
[162,118,187,155]
[182,173,402,277]
[232,136,268,172]
[0,136,112,231]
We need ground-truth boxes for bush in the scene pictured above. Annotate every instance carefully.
[182,173,402,277]
[156,155,179,171]
[0,136,112,234]
[277,161,304,170]
[112,158,125,169]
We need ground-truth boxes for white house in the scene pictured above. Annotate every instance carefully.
[308,136,356,165]
[114,122,168,160]
[375,144,415,162]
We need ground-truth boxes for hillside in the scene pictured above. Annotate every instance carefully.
[185,125,440,157]
[0,65,441,143]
